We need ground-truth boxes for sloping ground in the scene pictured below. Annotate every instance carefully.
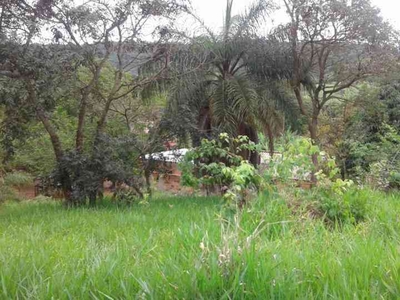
[0,191,399,299]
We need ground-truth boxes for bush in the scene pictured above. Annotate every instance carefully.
[264,134,355,195]
[318,188,368,225]
[112,188,144,206]
[343,124,400,190]
[3,171,32,188]
[180,133,263,207]
[260,134,357,226]
[389,171,400,189]
[263,133,319,184]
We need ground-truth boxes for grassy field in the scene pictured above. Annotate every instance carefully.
[1,190,400,299]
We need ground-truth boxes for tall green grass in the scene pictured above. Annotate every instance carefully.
[0,191,399,299]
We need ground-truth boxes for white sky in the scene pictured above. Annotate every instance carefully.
[190,0,400,32]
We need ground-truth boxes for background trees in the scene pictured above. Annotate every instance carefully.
[269,0,398,178]
[0,0,189,205]
[0,0,399,206]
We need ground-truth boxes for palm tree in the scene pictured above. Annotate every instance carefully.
[163,0,296,163]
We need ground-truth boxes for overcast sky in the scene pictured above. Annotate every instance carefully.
[190,0,400,32]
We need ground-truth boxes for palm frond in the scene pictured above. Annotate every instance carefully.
[210,79,238,136]
[227,75,258,121]
[245,37,293,81]
[234,0,274,38]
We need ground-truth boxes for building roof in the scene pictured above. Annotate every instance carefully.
[144,149,189,163]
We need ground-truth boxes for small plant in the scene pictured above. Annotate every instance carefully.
[263,134,319,184]
[316,157,355,196]
[265,134,361,225]
[264,134,354,194]
[318,188,368,225]
[180,133,263,207]
[222,160,264,208]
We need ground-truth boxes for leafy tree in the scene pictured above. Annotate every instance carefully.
[0,0,189,205]
[11,107,79,176]
[268,0,398,180]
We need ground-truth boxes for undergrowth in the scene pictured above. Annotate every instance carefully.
[0,190,399,299]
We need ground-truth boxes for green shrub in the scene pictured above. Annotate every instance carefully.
[180,133,263,208]
[389,171,400,189]
[263,133,319,184]
[343,124,400,189]
[318,188,368,225]
[3,171,32,188]
[112,189,142,206]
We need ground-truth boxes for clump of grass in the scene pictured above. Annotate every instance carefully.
[3,171,32,189]
[0,191,399,299]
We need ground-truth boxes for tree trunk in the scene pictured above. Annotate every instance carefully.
[75,89,89,152]
[60,170,74,205]
[89,190,97,207]
[143,159,152,197]
[25,79,76,202]
[198,106,212,142]
[308,109,320,184]
[248,126,259,167]
[238,123,259,167]
[76,51,112,151]
[26,80,63,160]
[266,123,274,157]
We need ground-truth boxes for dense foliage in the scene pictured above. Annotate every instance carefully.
[0,0,399,203]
